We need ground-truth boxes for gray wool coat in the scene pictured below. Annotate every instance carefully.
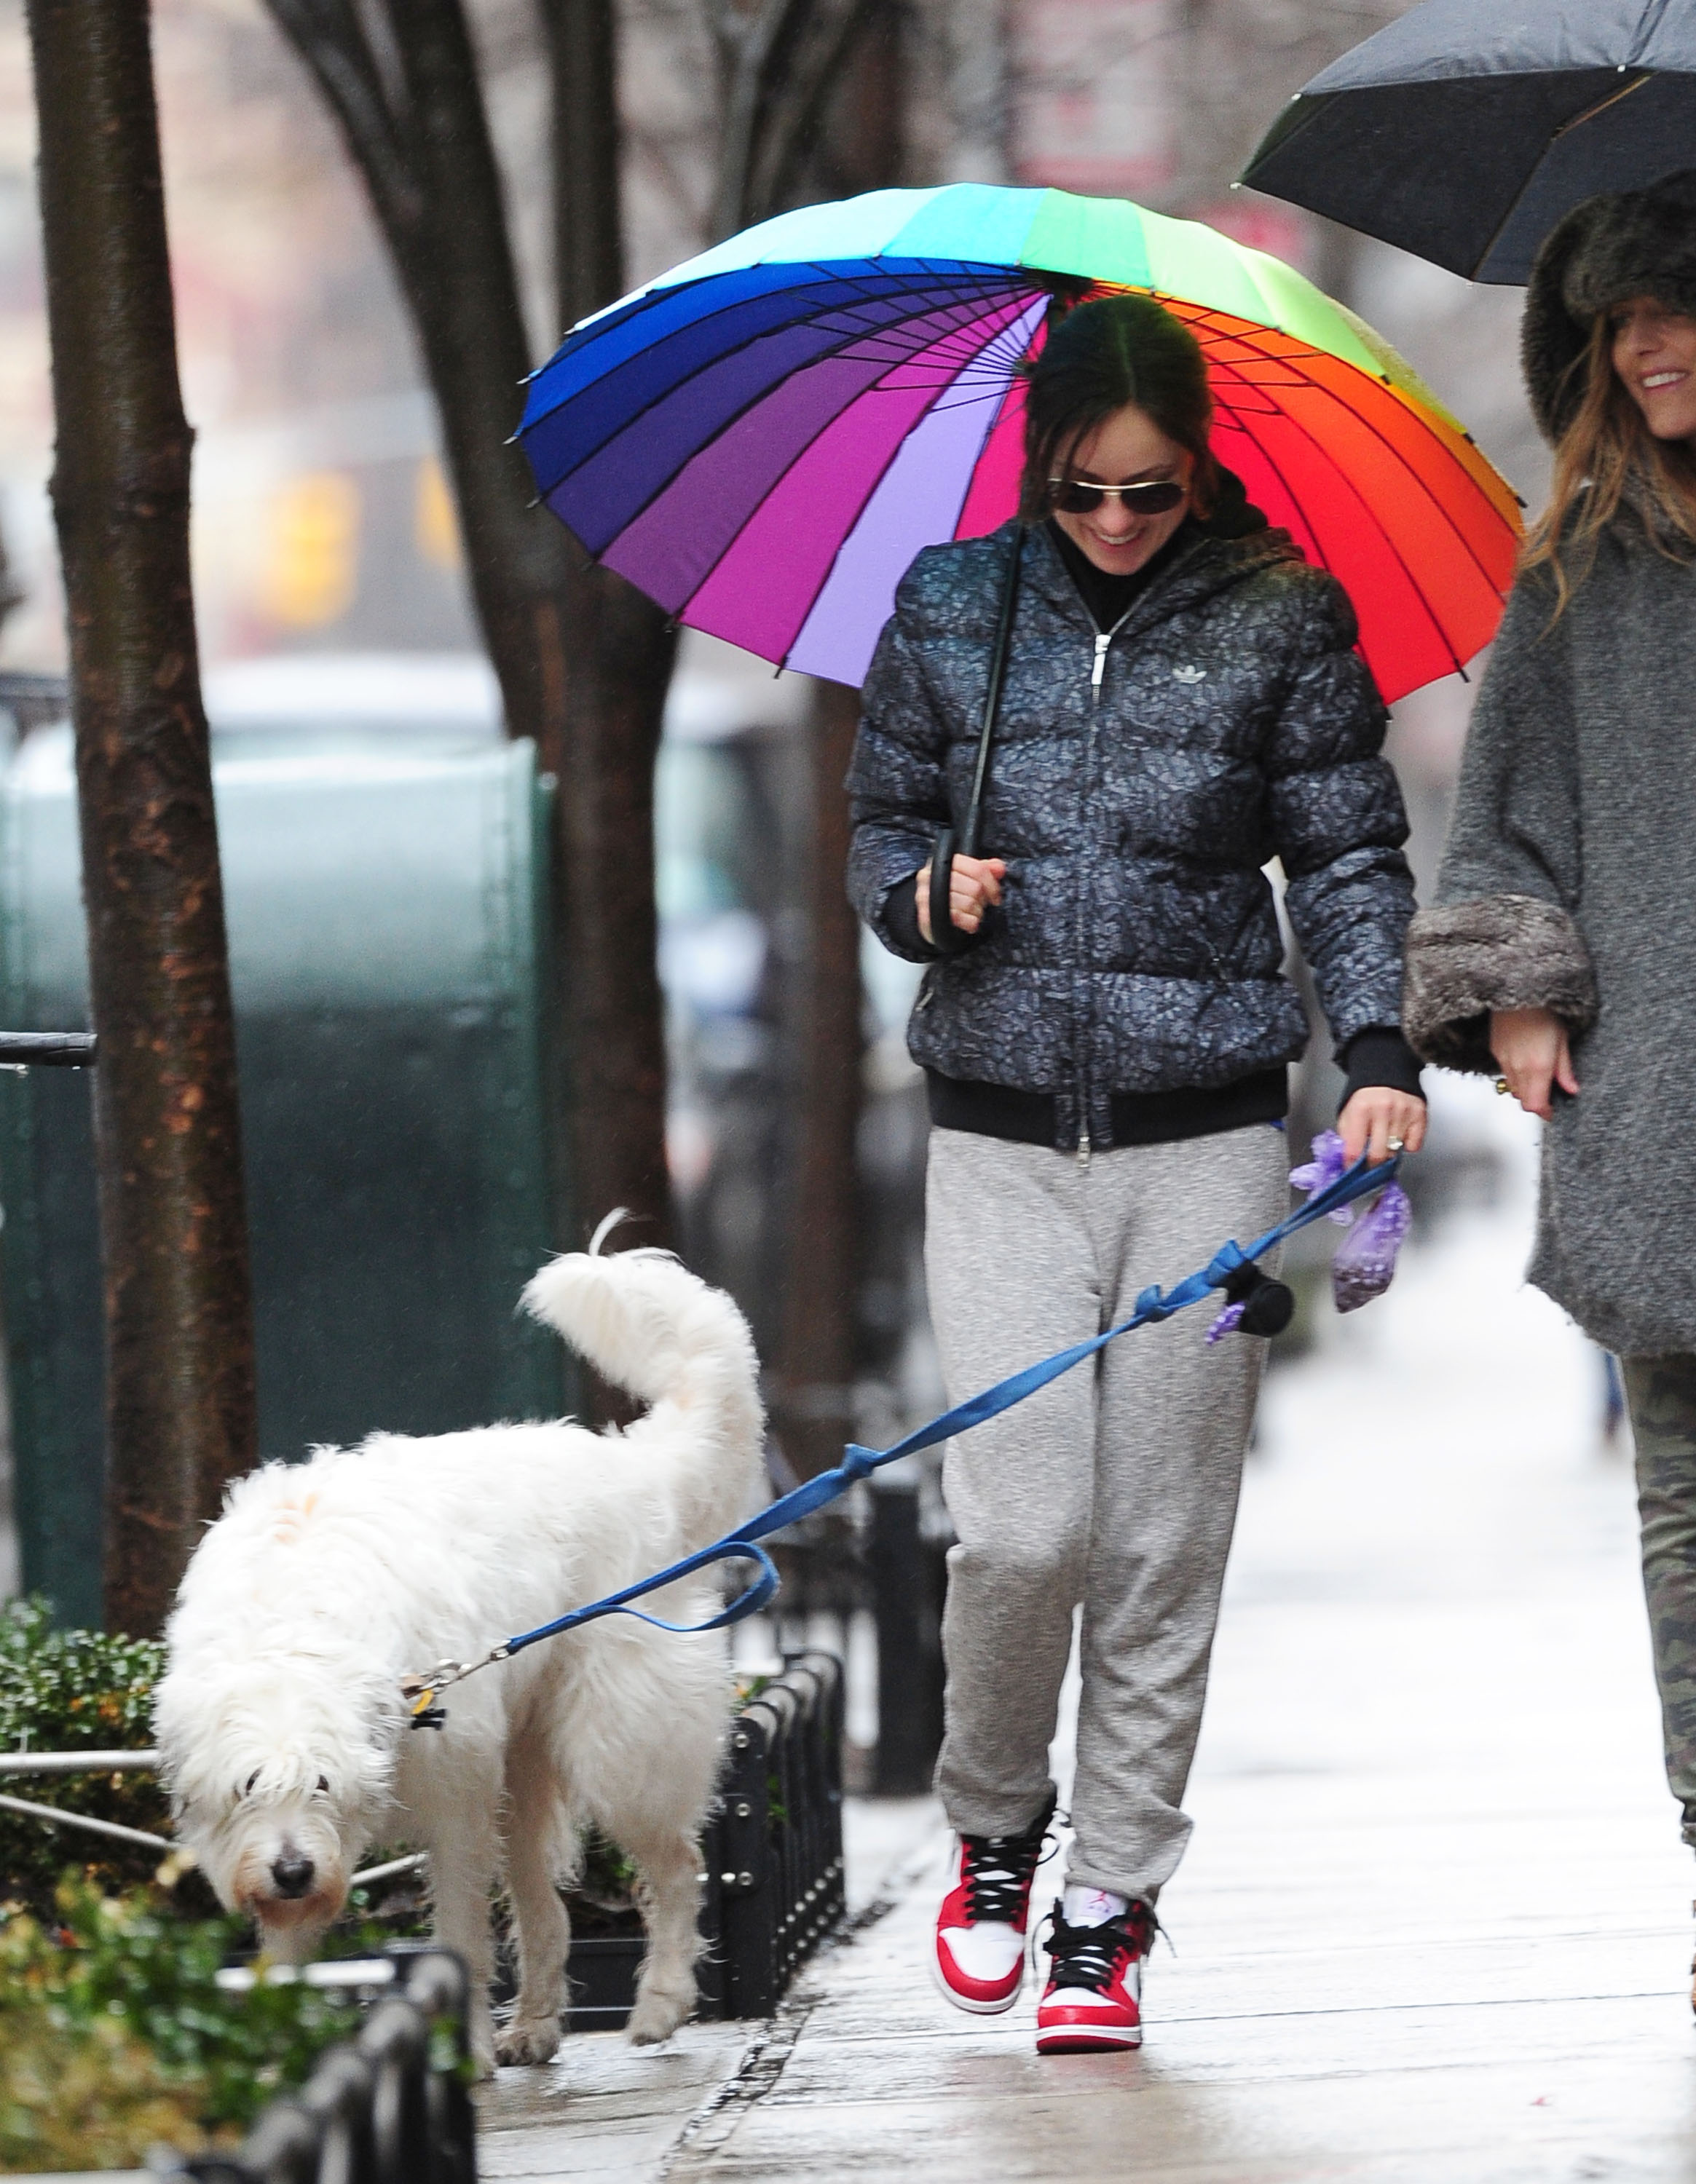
[1403,528,1696,1355]
[846,519,1416,1152]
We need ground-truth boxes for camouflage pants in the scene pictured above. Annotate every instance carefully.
[1623,1355,1696,1847]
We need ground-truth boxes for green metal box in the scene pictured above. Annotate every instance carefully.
[0,661,563,1625]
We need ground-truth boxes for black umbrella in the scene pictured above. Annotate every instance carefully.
[1239,0,1696,285]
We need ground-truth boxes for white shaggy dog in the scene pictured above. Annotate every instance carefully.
[154,1241,764,2073]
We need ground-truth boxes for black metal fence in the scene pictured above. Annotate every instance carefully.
[701,1648,847,2017]
[763,1473,950,1797]
[178,1945,476,2184]
[562,1651,848,2029]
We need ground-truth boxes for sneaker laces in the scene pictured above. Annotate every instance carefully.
[1042,1901,1158,1995]
[958,1793,1058,1925]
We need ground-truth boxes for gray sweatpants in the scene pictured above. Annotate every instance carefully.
[925,1123,1290,1904]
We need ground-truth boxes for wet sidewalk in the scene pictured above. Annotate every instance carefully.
[486,1088,1696,2183]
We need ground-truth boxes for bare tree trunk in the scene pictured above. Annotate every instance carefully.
[543,0,624,328]
[25,0,256,1633]
[765,1,901,1475]
[264,0,677,1272]
[539,0,677,1266]
[770,679,864,1476]
[558,565,677,1241]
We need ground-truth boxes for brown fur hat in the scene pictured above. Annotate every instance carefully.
[1521,169,1696,445]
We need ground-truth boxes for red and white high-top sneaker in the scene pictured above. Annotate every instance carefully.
[931,1791,1057,2014]
[1035,1898,1156,2052]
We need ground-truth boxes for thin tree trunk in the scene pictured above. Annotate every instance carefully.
[538,0,677,1261]
[266,0,677,1271]
[25,0,256,1633]
[766,1,900,1475]
[543,0,623,328]
[559,569,677,1238]
[770,679,864,1477]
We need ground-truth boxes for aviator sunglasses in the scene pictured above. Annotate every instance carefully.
[1048,476,1187,516]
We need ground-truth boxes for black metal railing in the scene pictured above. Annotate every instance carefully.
[765,1475,950,1796]
[694,1650,846,2020]
[178,1945,476,2184]
[0,1029,97,1067]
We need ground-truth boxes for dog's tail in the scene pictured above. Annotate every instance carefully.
[521,1221,765,1546]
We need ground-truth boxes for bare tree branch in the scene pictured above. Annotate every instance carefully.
[262,0,425,250]
[744,0,883,222]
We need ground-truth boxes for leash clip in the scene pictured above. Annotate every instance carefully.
[400,1658,472,1730]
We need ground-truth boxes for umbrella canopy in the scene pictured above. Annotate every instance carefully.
[1239,0,1696,285]
[519,185,1521,703]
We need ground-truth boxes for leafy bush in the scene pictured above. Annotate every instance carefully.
[0,1598,171,1915]
[0,1880,365,2172]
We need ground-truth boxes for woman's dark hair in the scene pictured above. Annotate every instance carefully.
[1017,293,1220,522]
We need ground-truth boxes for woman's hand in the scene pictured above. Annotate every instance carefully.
[1338,1086,1427,1166]
[915,854,1006,944]
[1490,1005,1579,1120]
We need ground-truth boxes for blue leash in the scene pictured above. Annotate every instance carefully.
[401,1154,1397,1724]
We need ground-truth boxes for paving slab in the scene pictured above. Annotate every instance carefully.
[473,1797,940,2180]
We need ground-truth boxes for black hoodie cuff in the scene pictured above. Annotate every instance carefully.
[1338,1026,1426,1106]
[880,871,936,960]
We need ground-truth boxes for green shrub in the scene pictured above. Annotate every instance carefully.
[0,1598,170,1915]
[0,1880,366,2172]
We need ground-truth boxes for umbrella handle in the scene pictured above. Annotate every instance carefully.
[928,826,975,956]
[926,530,1025,960]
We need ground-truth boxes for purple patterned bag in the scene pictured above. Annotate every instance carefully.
[1330,1182,1411,1313]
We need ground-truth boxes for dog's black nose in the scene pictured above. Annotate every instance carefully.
[271,1851,315,1899]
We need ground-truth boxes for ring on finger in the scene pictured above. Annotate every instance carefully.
[1386,1134,1405,1154]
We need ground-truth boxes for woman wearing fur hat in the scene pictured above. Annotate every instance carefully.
[848,293,1426,2053]
[1404,173,1696,1923]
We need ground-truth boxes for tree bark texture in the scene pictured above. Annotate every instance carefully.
[263,0,677,1269]
[762,5,898,1475]
[25,0,256,1633]
[540,0,624,331]
[556,566,677,1242]
[770,679,865,1478]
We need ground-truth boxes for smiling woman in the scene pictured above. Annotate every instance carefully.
[1403,172,1696,1959]
[846,290,1427,2057]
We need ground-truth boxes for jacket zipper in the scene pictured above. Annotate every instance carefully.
[1076,604,1140,1155]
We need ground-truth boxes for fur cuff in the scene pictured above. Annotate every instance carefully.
[1402,895,1598,1074]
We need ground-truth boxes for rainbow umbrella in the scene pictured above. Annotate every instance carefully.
[518,185,1521,703]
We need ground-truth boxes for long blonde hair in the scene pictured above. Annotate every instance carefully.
[1523,312,1696,615]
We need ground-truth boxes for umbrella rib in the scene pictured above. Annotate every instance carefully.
[529,261,1028,435]
[776,300,1041,672]
[1208,339,1510,608]
[546,278,1037,541]
[1282,358,1512,603]
[1463,74,1651,280]
[559,277,1033,464]
[702,298,1033,650]
[1211,367,1466,686]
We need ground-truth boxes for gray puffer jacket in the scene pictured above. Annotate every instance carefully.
[847,518,1416,1152]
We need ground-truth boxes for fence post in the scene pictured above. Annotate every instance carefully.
[869,1471,946,1795]
[713,1713,779,2017]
